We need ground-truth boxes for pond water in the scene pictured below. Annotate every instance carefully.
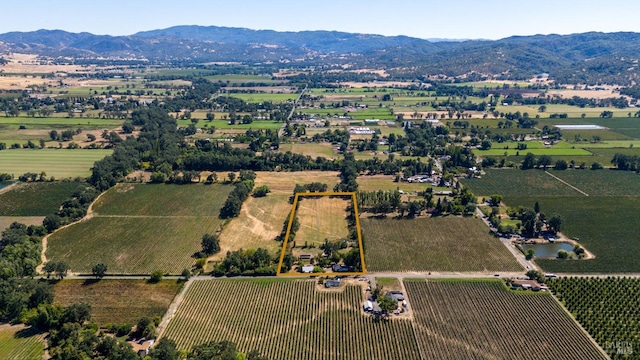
[0,182,11,190]
[520,242,575,258]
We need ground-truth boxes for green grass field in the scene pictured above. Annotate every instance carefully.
[47,183,232,274]
[0,149,112,178]
[0,181,88,216]
[476,147,592,156]
[277,142,336,158]
[53,279,182,326]
[226,93,298,103]
[0,116,123,130]
[0,325,45,360]
[177,119,284,130]
[361,216,523,272]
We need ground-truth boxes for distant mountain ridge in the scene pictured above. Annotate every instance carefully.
[0,25,639,84]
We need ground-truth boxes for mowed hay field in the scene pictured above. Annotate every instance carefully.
[47,183,232,274]
[361,217,522,272]
[0,181,87,216]
[54,279,182,326]
[0,324,45,360]
[0,149,112,178]
[216,171,340,259]
[295,197,350,245]
[0,216,44,231]
[162,279,422,360]
[405,280,606,360]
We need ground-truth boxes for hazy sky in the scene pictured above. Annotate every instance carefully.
[3,0,640,40]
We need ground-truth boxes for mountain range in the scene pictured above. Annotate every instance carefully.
[0,25,639,84]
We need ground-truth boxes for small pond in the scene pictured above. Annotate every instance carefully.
[520,242,575,258]
[0,182,12,190]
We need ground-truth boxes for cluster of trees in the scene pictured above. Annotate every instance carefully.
[611,153,640,172]
[334,152,359,192]
[212,248,276,277]
[432,187,476,216]
[357,190,402,215]
[0,222,53,322]
[150,338,270,360]
[219,171,256,218]
[497,201,563,237]
[43,184,100,233]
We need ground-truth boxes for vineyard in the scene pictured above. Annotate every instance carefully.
[549,277,640,359]
[460,169,579,197]
[405,279,607,360]
[508,196,640,272]
[91,183,232,216]
[54,279,182,326]
[47,216,225,273]
[0,325,45,360]
[0,181,86,216]
[361,216,522,272]
[47,183,232,274]
[162,279,422,360]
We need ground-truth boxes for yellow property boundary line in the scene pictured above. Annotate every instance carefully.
[276,191,367,276]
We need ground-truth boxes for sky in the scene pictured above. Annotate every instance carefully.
[3,0,640,40]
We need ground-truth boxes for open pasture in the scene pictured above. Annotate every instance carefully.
[0,149,112,178]
[0,181,87,216]
[357,174,429,192]
[53,279,182,326]
[295,196,351,245]
[178,118,283,130]
[405,279,606,360]
[277,142,336,159]
[0,217,44,231]
[361,216,522,272]
[216,172,340,261]
[0,325,45,360]
[226,93,298,103]
[162,279,422,359]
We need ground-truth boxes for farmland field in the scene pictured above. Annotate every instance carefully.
[405,280,606,360]
[0,324,45,360]
[461,169,587,197]
[47,216,225,273]
[216,171,340,259]
[161,279,422,359]
[361,216,522,272]
[0,216,44,231]
[549,277,640,359]
[53,279,182,326]
[0,116,123,130]
[92,183,233,216]
[295,196,351,245]
[464,169,640,272]
[47,183,232,274]
[510,196,640,272]
[0,181,87,216]
[0,149,112,178]
[277,142,336,159]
